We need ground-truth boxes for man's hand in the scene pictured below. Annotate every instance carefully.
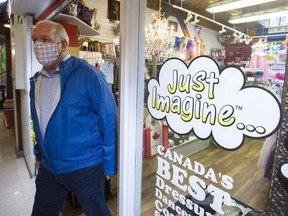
[35,161,40,170]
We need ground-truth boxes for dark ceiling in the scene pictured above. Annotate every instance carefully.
[0,1,7,22]
[163,0,288,36]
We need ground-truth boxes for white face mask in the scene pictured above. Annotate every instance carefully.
[33,41,61,66]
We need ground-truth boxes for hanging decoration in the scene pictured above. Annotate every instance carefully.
[145,0,174,56]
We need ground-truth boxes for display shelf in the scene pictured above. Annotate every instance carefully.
[52,13,100,36]
[168,136,210,159]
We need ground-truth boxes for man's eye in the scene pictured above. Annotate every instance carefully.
[38,38,52,43]
[43,38,49,42]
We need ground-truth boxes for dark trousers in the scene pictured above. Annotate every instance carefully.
[31,163,111,216]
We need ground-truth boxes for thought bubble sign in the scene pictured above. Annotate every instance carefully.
[146,56,282,150]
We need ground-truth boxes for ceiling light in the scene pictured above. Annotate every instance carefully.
[229,7,288,24]
[171,3,250,39]
[191,16,200,24]
[245,38,253,45]
[206,0,277,13]
[184,12,193,24]
[219,26,226,34]
[233,32,242,38]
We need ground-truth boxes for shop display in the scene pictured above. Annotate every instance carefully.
[225,43,251,68]
[248,39,269,78]
[62,0,78,16]
[143,116,169,158]
[62,0,100,29]
[78,36,119,84]
[210,48,225,62]
[265,40,286,79]
[77,2,94,26]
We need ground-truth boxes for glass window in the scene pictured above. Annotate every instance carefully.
[141,3,284,216]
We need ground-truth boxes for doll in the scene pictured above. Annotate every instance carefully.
[249,38,269,78]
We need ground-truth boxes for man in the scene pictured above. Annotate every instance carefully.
[30,20,117,216]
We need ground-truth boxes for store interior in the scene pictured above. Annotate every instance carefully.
[143,0,287,215]
[0,0,287,215]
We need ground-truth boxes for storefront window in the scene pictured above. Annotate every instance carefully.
[141,3,285,216]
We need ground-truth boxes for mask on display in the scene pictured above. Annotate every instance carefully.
[33,41,61,66]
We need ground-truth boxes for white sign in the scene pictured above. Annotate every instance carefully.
[147,56,281,150]
[100,63,114,84]
[155,145,232,215]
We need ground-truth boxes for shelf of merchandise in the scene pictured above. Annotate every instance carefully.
[142,136,210,178]
[168,136,210,159]
[52,13,100,36]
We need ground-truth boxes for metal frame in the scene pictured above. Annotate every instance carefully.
[118,0,146,215]
[267,49,288,215]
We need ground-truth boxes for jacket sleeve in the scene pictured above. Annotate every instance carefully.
[87,69,118,176]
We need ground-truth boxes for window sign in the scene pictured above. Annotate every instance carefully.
[147,56,281,149]
[145,56,282,215]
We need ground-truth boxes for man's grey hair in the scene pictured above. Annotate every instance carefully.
[36,20,69,45]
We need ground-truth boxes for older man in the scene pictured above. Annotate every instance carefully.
[30,20,117,216]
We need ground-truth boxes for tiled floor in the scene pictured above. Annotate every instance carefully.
[0,111,85,216]
[0,111,35,215]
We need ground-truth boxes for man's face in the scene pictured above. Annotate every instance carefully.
[31,23,65,68]
[31,23,57,44]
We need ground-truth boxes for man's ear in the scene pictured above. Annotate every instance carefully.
[61,41,68,50]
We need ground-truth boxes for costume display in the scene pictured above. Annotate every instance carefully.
[248,39,269,78]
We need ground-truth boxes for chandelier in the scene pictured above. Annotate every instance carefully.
[145,0,174,55]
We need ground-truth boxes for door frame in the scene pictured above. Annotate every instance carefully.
[118,0,146,215]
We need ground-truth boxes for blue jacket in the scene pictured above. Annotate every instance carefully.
[30,56,118,176]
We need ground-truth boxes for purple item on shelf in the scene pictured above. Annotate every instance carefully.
[77,2,93,26]
[186,39,194,53]
[173,37,181,50]
[62,0,79,16]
